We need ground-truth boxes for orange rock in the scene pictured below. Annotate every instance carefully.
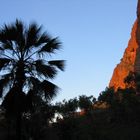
[109,0,140,90]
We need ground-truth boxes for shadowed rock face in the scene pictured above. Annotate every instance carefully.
[109,0,140,90]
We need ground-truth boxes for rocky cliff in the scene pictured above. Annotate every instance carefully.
[109,0,140,90]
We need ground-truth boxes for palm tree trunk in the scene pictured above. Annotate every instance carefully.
[15,61,25,140]
[7,119,11,140]
[16,113,22,140]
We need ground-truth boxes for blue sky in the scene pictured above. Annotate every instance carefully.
[0,0,138,102]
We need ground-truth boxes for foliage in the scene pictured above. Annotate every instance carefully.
[124,71,140,92]
[78,95,96,114]
[0,20,65,140]
[55,98,78,118]
[1,20,140,139]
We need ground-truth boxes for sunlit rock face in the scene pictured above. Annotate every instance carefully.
[109,0,140,90]
[109,21,138,90]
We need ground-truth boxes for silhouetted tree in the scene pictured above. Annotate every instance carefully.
[124,71,140,92]
[78,95,95,114]
[98,87,115,104]
[56,98,78,119]
[23,99,56,140]
[0,20,65,140]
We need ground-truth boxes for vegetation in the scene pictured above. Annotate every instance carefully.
[0,20,140,140]
[0,20,65,140]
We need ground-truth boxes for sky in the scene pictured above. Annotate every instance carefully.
[0,0,138,102]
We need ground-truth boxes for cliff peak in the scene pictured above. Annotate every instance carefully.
[109,0,140,90]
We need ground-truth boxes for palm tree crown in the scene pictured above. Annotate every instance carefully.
[0,20,65,112]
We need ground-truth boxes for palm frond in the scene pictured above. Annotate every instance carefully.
[0,73,13,97]
[25,77,59,100]
[2,41,13,50]
[0,47,4,55]
[0,58,11,70]
[29,77,41,89]
[48,60,65,71]
[40,80,59,100]
[0,47,4,51]
[0,20,25,54]
[26,23,41,48]
[0,41,20,59]
[0,79,5,97]
[15,19,24,34]
[38,38,61,54]
[0,23,17,42]
[15,20,25,48]
[35,60,57,79]
[35,32,50,46]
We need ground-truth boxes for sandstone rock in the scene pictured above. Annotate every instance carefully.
[109,0,140,90]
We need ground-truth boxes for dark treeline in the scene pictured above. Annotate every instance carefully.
[1,72,140,140]
[0,20,140,140]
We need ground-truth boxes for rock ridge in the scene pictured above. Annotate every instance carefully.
[109,0,140,90]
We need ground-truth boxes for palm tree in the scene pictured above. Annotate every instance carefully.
[0,20,65,140]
